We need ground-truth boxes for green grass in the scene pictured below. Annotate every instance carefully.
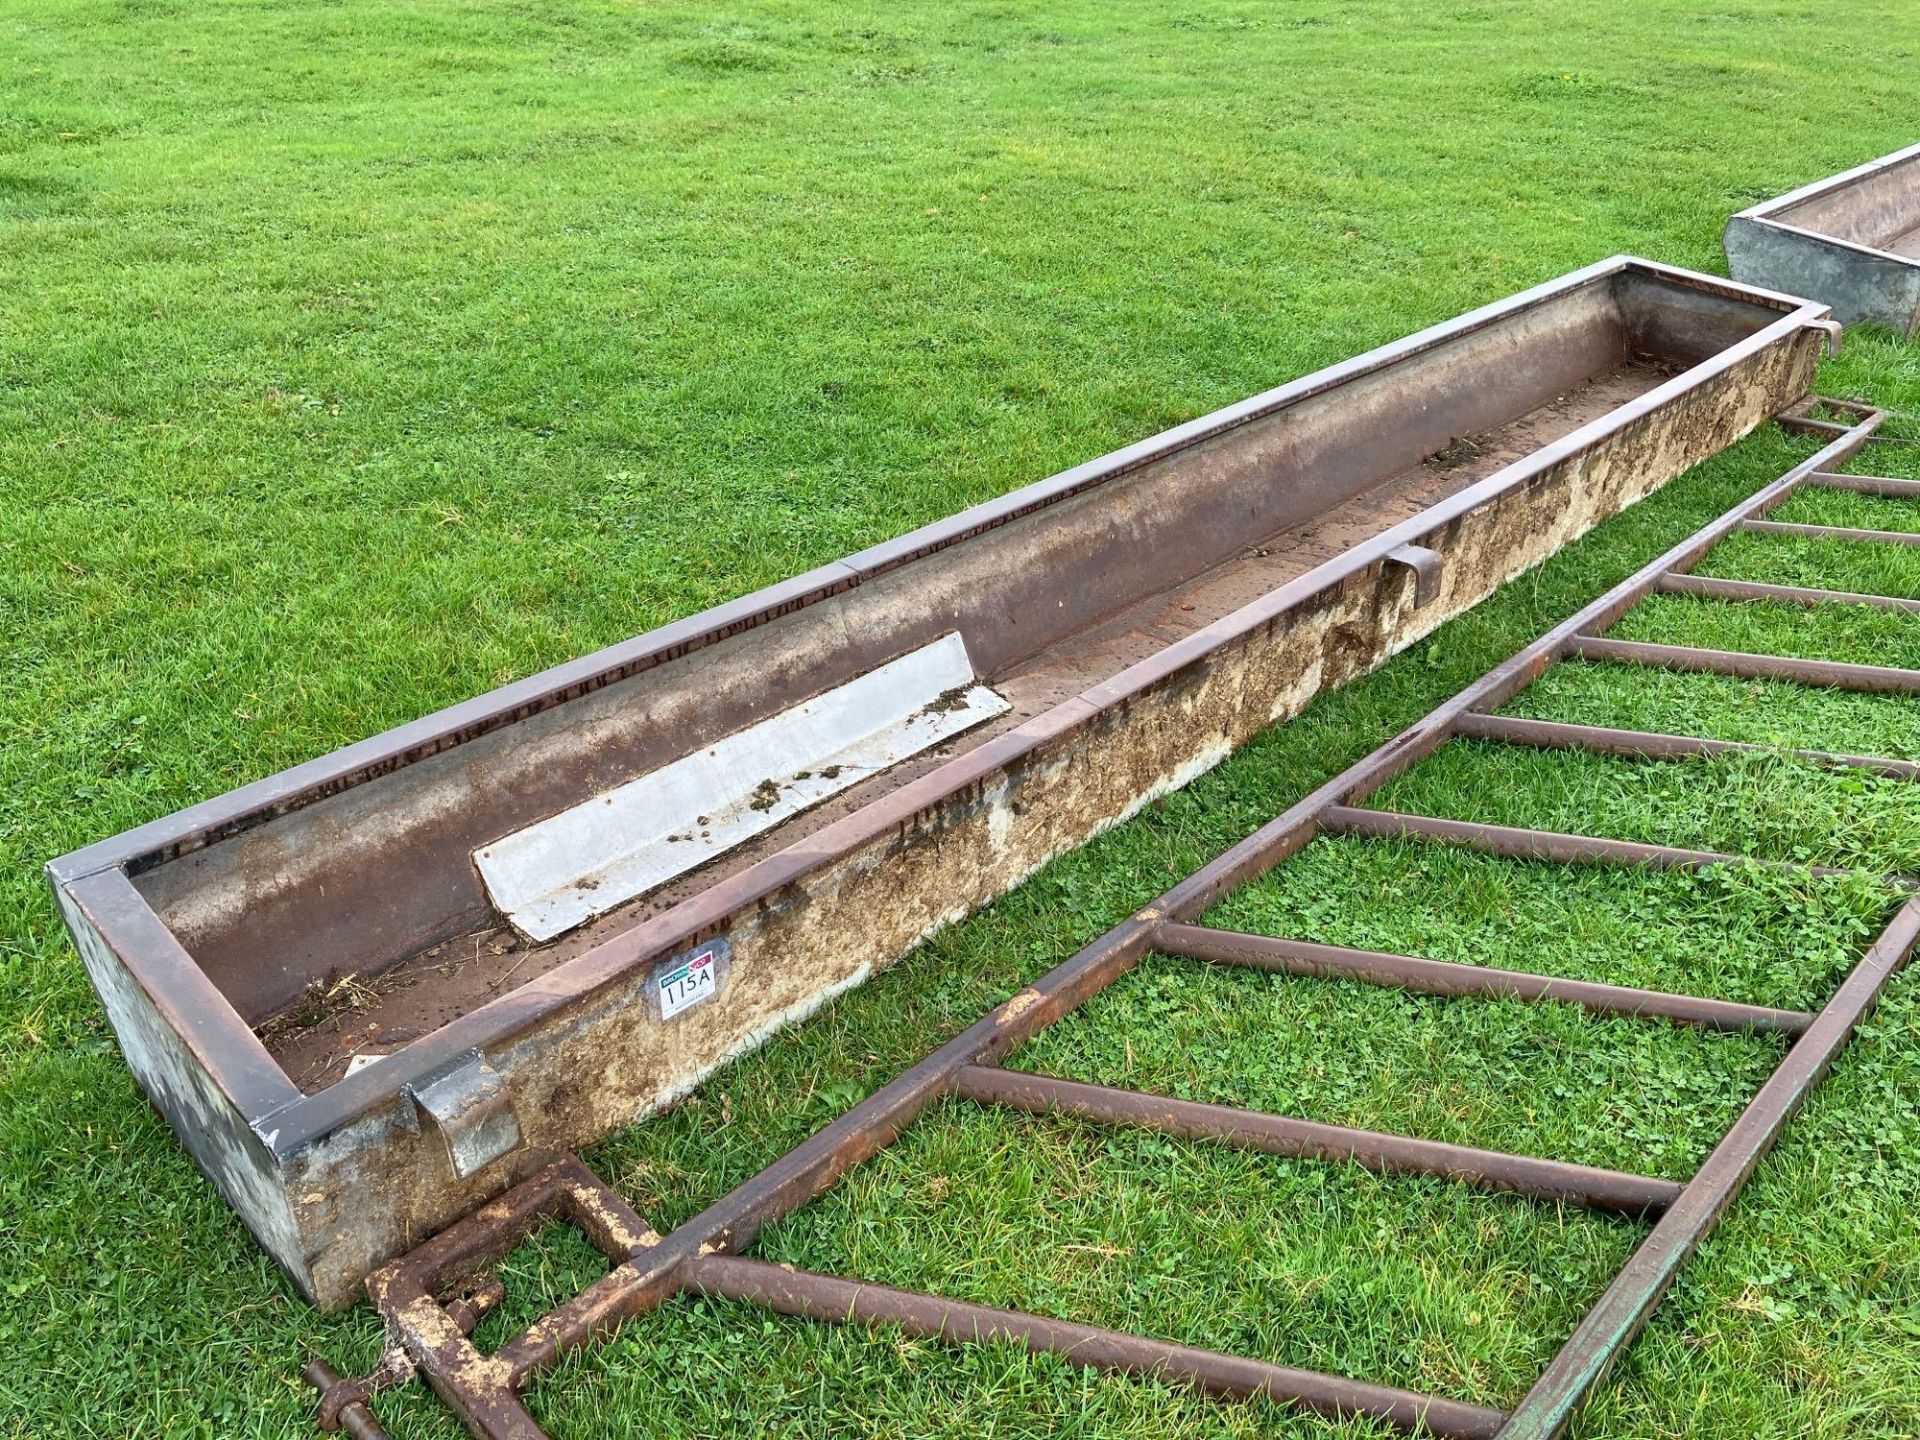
[1506,662,1920,759]
[1372,741,1920,872]
[1694,531,1920,599]
[1611,592,1920,669]
[9,1,1920,1437]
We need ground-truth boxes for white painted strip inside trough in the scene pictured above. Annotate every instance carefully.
[475,632,1011,942]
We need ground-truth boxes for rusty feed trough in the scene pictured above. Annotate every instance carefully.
[1726,142,1920,335]
[47,257,1836,1311]
[307,403,1920,1440]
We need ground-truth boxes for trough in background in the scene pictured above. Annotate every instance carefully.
[47,257,1837,1310]
[1726,142,1920,335]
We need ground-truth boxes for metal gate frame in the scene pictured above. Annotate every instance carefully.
[309,400,1920,1440]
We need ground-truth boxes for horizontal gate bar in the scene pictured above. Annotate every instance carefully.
[1656,571,1920,615]
[1740,517,1920,546]
[1778,413,1915,443]
[1153,924,1814,1035]
[1453,711,1920,781]
[1775,414,1852,438]
[1805,471,1920,499]
[947,1064,1683,1215]
[1153,418,1886,926]
[1496,897,1920,1439]
[1317,806,1869,880]
[1568,636,1920,695]
[681,1252,1509,1440]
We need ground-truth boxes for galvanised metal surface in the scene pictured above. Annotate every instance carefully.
[45,259,1842,1310]
[1726,142,1920,335]
[306,406,1920,1439]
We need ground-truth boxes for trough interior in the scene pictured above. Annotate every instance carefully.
[122,268,1785,1093]
[1772,150,1920,258]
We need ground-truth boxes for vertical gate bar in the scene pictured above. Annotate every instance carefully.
[1805,471,1920,499]
[1153,924,1816,1034]
[1494,898,1920,1440]
[1317,806,1882,881]
[948,1065,1683,1214]
[1740,517,1920,546]
[1566,636,1920,694]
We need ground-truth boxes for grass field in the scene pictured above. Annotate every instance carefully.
[8,0,1920,1436]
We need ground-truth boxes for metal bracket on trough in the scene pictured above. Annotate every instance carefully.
[1386,544,1442,608]
[407,1050,520,1179]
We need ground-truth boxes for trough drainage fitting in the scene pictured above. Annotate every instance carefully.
[306,403,1920,1439]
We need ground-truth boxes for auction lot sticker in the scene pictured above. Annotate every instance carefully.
[652,938,731,1021]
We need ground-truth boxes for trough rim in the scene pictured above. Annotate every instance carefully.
[1728,140,1920,269]
[45,255,1835,1160]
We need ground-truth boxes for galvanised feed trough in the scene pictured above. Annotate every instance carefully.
[47,256,1837,1311]
[1726,141,1920,335]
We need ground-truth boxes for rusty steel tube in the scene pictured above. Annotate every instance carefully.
[1496,898,1920,1439]
[1805,470,1920,499]
[1568,635,1920,694]
[1777,415,1850,439]
[302,1361,393,1440]
[948,1065,1682,1215]
[1740,517,1920,547]
[1317,806,1869,881]
[1655,571,1920,615]
[1154,924,1814,1036]
[682,1253,1509,1439]
[1454,711,1920,781]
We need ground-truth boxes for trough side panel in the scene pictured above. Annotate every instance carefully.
[843,281,1625,680]
[52,881,309,1298]
[1726,217,1920,336]
[277,323,1819,1310]
[1768,149,1920,250]
[1416,323,1827,621]
[1614,271,1789,364]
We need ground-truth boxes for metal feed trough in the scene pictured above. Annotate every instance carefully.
[304,401,1920,1440]
[48,256,1838,1312]
[1726,141,1920,335]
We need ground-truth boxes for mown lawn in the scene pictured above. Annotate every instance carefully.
[6,1,1920,1436]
